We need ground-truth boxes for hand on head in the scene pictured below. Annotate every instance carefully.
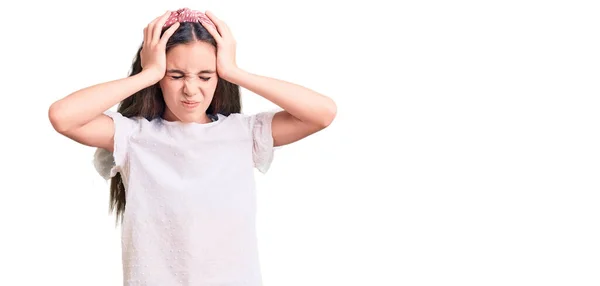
[140,11,179,81]
[202,10,240,79]
[140,8,239,81]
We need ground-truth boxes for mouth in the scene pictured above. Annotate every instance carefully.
[182,100,201,108]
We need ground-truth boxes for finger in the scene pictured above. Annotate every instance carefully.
[205,11,233,40]
[158,22,180,47]
[205,10,219,22]
[219,22,233,39]
[204,10,222,32]
[151,11,172,45]
[143,26,149,47]
[202,21,222,45]
[146,15,162,46]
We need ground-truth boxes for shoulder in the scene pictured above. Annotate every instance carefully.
[104,110,145,130]
[104,110,170,136]
[219,112,276,138]
[222,111,277,127]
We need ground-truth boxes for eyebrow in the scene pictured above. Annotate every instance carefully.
[167,69,215,74]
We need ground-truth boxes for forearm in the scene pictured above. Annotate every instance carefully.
[224,68,337,127]
[49,70,160,132]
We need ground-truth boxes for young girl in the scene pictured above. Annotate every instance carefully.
[48,8,336,286]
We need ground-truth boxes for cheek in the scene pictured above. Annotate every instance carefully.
[159,81,179,100]
[206,80,218,93]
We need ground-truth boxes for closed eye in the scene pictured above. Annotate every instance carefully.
[170,76,211,81]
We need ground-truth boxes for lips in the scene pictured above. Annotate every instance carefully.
[182,101,200,108]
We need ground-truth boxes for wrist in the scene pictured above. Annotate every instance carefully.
[138,69,164,85]
[220,67,245,83]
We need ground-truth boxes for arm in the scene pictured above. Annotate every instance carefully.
[48,11,178,151]
[48,70,160,151]
[223,68,337,147]
[49,70,159,133]
[202,11,337,148]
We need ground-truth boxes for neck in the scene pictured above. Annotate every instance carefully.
[162,109,212,124]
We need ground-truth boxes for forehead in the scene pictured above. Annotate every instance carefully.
[166,41,216,70]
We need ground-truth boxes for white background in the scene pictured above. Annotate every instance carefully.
[1,0,599,285]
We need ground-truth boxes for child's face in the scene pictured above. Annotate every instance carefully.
[159,41,218,123]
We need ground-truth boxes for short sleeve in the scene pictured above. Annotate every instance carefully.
[92,110,140,180]
[246,111,277,174]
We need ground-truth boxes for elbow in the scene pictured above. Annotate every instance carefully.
[48,102,69,134]
[320,98,337,128]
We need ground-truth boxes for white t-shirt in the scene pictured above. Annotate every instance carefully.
[93,110,277,286]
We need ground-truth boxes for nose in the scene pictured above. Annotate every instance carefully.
[183,79,200,97]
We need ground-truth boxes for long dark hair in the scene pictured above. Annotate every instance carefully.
[109,22,241,223]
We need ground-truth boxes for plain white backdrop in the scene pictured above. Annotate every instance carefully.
[1,0,599,285]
